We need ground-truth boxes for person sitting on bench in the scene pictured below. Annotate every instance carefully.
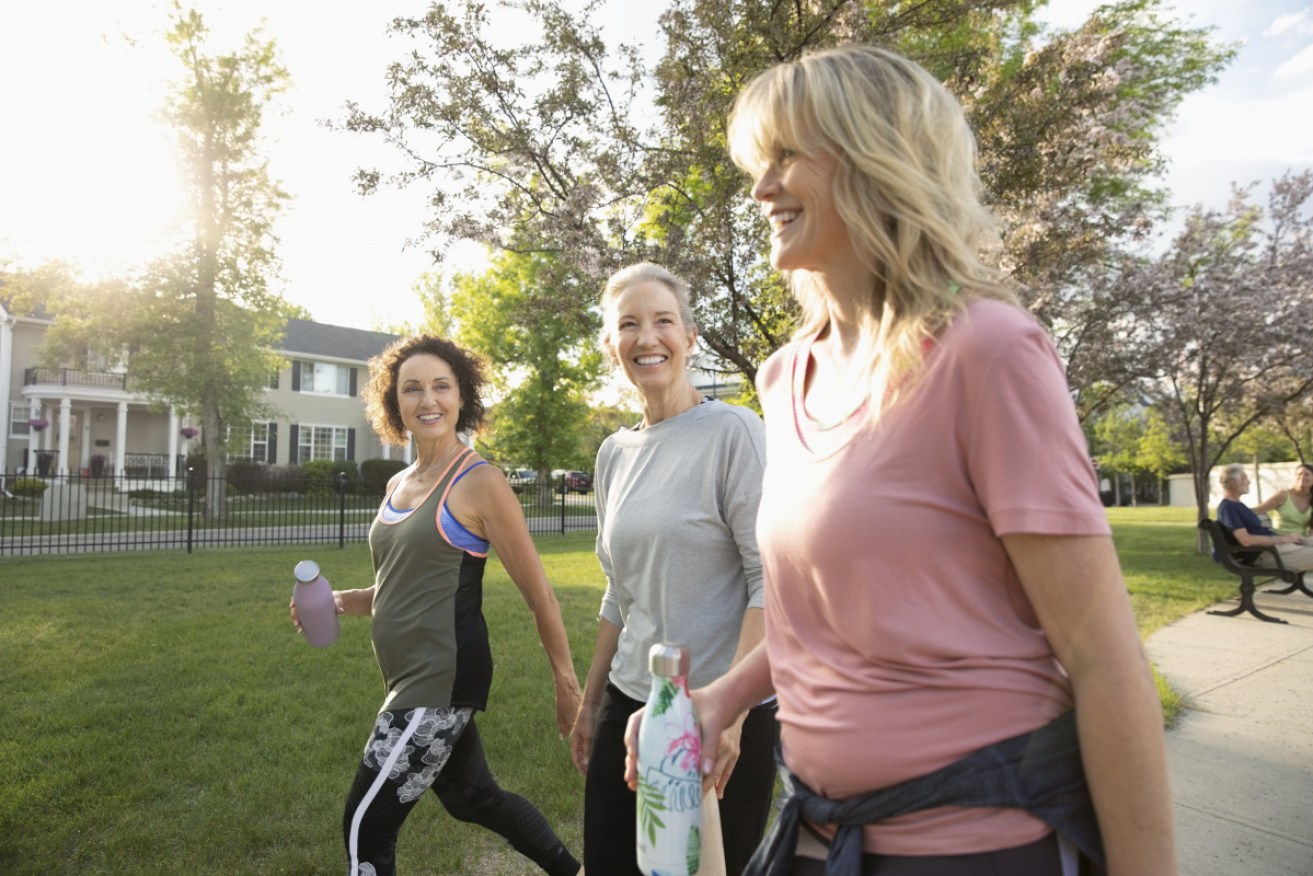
[1217,463,1313,570]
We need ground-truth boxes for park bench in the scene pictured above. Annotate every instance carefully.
[1198,518,1313,624]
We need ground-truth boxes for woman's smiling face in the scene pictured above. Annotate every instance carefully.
[606,280,696,397]
[395,353,463,439]
[750,146,858,276]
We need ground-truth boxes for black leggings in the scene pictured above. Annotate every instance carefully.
[342,706,579,876]
[584,683,779,875]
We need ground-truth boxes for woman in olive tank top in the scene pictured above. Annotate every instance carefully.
[294,335,584,876]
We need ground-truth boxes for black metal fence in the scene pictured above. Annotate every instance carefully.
[0,471,596,557]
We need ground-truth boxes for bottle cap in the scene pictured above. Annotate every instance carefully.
[648,642,690,678]
[293,559,320,583]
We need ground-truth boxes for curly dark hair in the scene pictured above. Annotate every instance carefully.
[363,335,488,446]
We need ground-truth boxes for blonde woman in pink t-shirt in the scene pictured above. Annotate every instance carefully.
[625,46,1174,876]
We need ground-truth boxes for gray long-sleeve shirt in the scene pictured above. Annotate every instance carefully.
[595,399,766,700]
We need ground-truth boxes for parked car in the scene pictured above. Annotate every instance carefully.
[556,470,592,495]
[505,468,537,494]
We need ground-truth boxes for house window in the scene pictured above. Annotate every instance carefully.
[250,422,273,462]
[298,425,349,462]
[227,422,278,463]
[9,404,31,438]
[298,360,351,396]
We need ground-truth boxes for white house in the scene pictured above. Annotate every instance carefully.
[1,300,402,479]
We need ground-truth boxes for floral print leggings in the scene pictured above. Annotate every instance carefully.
[343,706,579,876]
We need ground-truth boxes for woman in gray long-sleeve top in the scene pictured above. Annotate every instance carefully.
[568,262,778,876]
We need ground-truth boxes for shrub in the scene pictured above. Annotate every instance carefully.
[267,465,306,495]
[359,458,408,496]
[299,459,358,497]
[226,460,270,495]
[10,477,48,498]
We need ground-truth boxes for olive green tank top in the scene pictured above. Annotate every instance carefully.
[1273,491,1313,535]
[367,448,493,712]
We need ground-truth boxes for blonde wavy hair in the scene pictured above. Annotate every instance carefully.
[728,45,1015,416]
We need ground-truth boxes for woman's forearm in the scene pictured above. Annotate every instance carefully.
[335,586,375,616]
[1072,654,1176,874]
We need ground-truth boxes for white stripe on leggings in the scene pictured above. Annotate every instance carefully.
[347,707,427,876]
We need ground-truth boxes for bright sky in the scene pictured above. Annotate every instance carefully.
[2,1,1311,332]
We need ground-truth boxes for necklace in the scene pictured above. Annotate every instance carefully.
[412,441,463,480]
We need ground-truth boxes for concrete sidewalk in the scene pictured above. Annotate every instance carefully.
[1146,587,1313,875]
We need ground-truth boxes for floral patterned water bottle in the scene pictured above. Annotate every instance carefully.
[636,642,702,876]
[292,560,339,647]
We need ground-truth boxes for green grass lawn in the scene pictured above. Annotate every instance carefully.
[0,508,1234,874]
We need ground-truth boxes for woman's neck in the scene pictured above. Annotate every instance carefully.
[810,265,883,352]
[412,439,462,477]
[639,380,701,428]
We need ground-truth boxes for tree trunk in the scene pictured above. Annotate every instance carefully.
[202,399,226,521]
[1194,467,1212,554]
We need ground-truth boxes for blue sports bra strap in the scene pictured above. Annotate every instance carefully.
[451,458,488,486]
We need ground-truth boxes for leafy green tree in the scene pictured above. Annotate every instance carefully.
[1136,407,1185,504]
[1093,405,1145,505]
[38,4,295,520]
[348,0,1231,393]
[578,401,641,468]
[447,251,606,473]
[1121,173,1313,549]
[388,270,455,338]
[1271,398,1313,464]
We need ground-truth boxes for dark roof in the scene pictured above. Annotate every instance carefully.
[277,318,400,363]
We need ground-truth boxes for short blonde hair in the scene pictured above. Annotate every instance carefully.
[597,262,697,363]
[728,45,1015,415]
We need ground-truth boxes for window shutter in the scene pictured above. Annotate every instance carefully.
[347,428,356,461]
[270,369,280,390]
[291,361,301,392]
[289,424,299,464]
[349,367,358,397]
[267,423,278,464]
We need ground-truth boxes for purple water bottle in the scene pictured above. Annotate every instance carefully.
[292,560,340,647]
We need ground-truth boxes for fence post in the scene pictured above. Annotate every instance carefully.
[559,481,566,535]
[338,472,348,548]
[186,466,195,554]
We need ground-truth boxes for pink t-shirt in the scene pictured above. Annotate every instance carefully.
[756,298,1110,856]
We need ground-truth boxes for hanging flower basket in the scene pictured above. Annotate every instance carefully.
[28,418,49,432]
[180,427,199,439]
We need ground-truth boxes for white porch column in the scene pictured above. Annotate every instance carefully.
[57,397,72,476]
[0,314,13,470]
[26,399,40,471]
[168,408,180,486]
[80,414,92,472]
[115,403,128,477]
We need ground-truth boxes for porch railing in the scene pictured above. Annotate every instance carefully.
[23,367,129,390]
